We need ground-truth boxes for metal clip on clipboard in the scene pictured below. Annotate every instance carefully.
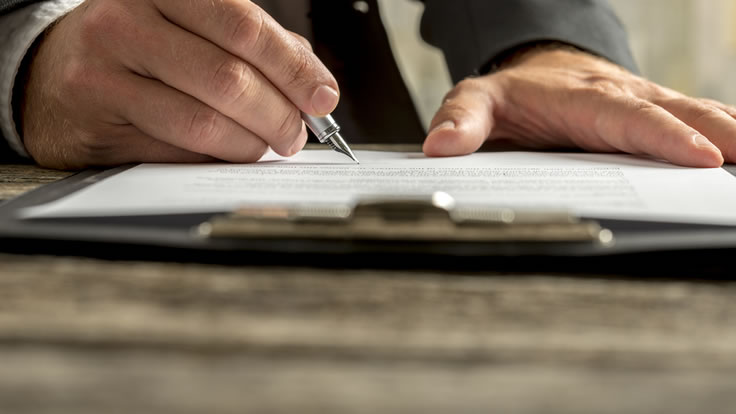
[198,192,614,245]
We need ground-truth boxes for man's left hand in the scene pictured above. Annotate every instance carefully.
[423,47,736,168]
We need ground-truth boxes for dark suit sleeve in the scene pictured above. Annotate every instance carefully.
[419,0,638,83]
[0,0,42,14]
[0,0,45,162]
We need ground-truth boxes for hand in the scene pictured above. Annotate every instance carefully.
[22,0,338,169]
[423,46,736,168]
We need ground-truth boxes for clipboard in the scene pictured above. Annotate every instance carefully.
[2,164,736,274]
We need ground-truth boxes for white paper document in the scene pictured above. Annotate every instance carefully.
[21,150,736,225]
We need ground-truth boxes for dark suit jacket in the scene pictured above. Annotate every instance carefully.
[1,0,637,160]
[0,0,36,12]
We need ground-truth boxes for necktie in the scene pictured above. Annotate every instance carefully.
[310,0,426,144]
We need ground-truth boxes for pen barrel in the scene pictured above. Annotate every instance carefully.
[302,113,341,143]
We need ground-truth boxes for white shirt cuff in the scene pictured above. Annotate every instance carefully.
[0,0,84,158]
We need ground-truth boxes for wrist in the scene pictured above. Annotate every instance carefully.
[485,41,589,73]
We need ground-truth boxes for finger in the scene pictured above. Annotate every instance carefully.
[288,30,313,51]
[111,72,272,163]
[132,20,306,156]
[699,98,736,119]
[423,79,496,157]
[657,98,736,163]
[597,98,724,167]
[121,135,217,164]
[87,126,217,166]
[151,0,339,116]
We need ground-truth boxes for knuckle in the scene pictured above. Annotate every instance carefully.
[227,4,265,51]
[290,32,313,51]
[440,91,471,114]
[583,75,617,89]
[449,78,483,100]
[628,99,659,117]
[186,106,224,152]
[443,78,487,104]
[567,74,632,102]
[693,106,724,124]
[59,59,94,95]
[284,47,317,91]
[658,96,688,107]
[620,100,662,140]
[78,5,104,43]
[275,108,303,140]
[456,78,482,91]
[441,99,470,117]
[59,60,84,90]
[441,89,458,106]
[242,141,269,163]
[210,59,253,105]
[722,103,736,115]
[702,99,736,118]
[580,79,624,101]
[648,82,677,100]
[79,2,131,47]
[667,97,724,122]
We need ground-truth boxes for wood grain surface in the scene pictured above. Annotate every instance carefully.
[0,165,71,201]
[1,162,735,413]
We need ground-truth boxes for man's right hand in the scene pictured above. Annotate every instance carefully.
[21,0,339,169]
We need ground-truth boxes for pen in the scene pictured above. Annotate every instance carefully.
[301,112,359,163]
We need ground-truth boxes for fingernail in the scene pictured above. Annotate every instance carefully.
[429,120,456,135]
[312,85,339,115]
[693,134,718,150]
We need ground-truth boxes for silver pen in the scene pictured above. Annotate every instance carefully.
[301,112,359,163]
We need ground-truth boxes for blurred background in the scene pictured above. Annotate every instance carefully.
[378,0,736,129]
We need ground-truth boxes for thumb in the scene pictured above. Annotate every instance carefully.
[423,79,496,157]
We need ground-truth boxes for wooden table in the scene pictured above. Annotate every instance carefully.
[1,162,735,413]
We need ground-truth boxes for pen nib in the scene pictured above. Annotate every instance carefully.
[326,133,360,164]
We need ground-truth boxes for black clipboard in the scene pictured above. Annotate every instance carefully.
[2,164,736,274]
